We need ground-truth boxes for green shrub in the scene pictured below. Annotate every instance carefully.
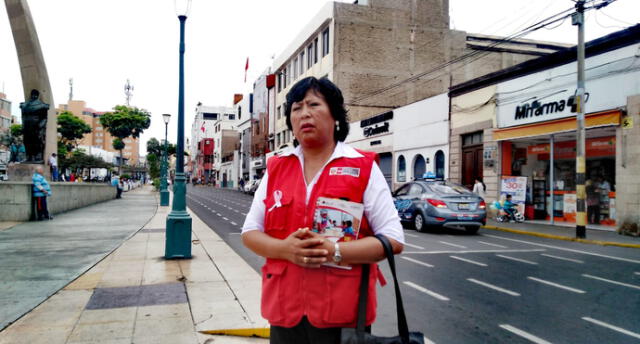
[152,178,160,191]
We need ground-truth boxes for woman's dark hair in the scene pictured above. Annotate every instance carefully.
[284,76,350,142]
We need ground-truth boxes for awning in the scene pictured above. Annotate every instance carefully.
[493,109,621,141]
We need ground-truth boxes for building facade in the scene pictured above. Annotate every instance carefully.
[449,25,640,230]
[0,92,12,138]
[269,0,568,150]
[56,100,141,165]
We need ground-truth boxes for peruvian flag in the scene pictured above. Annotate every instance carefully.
[244,57,249,83]
[200,122,205,133]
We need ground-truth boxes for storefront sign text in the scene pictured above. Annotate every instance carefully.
[514,94,586,121]
[363,122,390,137]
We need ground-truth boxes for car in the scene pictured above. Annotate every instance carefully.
[244,178,262,195]
[392,179,486,234]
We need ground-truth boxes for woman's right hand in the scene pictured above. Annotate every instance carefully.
[280,228,328,268]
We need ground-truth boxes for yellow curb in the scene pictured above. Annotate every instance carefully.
[200,328,270,338]
[482,225,640,249]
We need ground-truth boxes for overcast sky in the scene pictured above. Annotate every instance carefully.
[0,0,637,155]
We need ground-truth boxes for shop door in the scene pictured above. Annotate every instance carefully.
[378,152,392,188]
[462,145,483,190]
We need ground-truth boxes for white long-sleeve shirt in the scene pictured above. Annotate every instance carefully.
[241,142,405,244]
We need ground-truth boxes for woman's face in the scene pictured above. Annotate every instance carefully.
[290,90,335,148]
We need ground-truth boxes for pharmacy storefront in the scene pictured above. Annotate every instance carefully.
[493,41,640,229]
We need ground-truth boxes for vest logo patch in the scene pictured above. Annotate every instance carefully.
[329,167,360,178]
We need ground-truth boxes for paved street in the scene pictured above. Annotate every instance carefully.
[187,185,640,344]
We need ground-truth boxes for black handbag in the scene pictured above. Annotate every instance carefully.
[341,234,425,344]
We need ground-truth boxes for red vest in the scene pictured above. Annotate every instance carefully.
[261,149,383,328]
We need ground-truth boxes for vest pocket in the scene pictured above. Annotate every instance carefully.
[263,193,293,233]
[261,263,287,323]
[323,266,361,325]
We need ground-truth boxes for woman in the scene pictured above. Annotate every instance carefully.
[242,77,404,344]
[472,178,486,199]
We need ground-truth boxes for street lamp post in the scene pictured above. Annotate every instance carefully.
[160,113,171,206]
[165,0,193,259]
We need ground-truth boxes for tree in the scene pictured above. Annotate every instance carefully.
[57,111,91,153]
[1,124,22,148]
[100,105,151,173]
[146,138,162,157]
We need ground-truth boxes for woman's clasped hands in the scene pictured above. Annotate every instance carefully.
[281,228,331,268]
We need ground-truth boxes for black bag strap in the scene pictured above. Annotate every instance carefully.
[355,235,410,343]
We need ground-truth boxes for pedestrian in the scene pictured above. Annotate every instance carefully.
[239,178,245,192]
[32,166,52,220]
[111,173,122,199]
[586,179,601,224]
[241,77,404,344]
[472,178,486,199]
[48,153,59,181]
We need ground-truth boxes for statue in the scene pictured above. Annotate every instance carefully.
[19,89,49,163]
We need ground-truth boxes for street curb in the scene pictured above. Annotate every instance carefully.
[482,225,640,249]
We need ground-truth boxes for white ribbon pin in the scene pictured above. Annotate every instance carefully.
[267,190,283,212]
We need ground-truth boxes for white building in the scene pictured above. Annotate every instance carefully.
[346,93,449,191]
[190,104,235,182]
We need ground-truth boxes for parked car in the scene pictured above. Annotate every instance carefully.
[392,179,486,234]
[244,178,261,195]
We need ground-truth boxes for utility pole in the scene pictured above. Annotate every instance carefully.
[68,78,73,102]
[572,0,587,238]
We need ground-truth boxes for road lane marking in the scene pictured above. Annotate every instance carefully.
[499,324,552,344]
[403,242,425,250]
[634,272,640,275]
[403,281,449,301]
[540,253,584,264]
[496,254,538,265]
[467,278,520,296]
[401,256,434,268]
[477,241,507,248]
[230,221,238,226]
[216,213,222,217]
[404,233,419,238]
[527,276,585,294]
[241,212,247,216]
[450,256,487,267]
[222,217,229,221]
[582,274,640,290]
[439,241,467,249]
[582,317,640,340]
[229,233,241,235]
[483,234,640,264]
[403,249,545,254]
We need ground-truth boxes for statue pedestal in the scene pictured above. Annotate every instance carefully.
[7,163,43,182]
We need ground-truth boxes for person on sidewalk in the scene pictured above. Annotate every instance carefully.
[111,173,123,199]
[32,166,52,220]
[241,77,404,344]
[48,153,59,181]
[472,178,486,199]
[586,179,601,224]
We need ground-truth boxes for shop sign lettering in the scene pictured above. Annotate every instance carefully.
[514,94,589,121]
[363,122,390,137]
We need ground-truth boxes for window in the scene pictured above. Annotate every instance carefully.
[397,155,406,182]
[462,132,483,147]
[314,38,318,63]
[435,150,445,179]
[277,106,281,120]
[276,133,281,146]
[409,184,424,196]
[394,184,411,196]
[228,114,236,120]
[238,106,242,120]
[293,58,298,79]
[322,28,330,56]
[413,154,426,180]
[96,126,103,130]
[277,73,282,92]
[300,51,305,74]
[307,44,313,68]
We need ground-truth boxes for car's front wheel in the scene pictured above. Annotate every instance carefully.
[413,213,426,232]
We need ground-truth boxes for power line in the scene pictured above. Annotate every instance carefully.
[351,5,577,105]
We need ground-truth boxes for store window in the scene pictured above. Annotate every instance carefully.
[322,28,330,56]
[435,150,445,179]
[397,155,406,182]
[413,154,425,180]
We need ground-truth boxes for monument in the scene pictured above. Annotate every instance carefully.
[5,0,58,181]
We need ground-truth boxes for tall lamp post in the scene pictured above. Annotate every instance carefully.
[165,0,192,259]
[160,113,171,206]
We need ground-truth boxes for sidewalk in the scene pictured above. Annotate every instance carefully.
[483,219,640,248]
[0,187,268,344]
